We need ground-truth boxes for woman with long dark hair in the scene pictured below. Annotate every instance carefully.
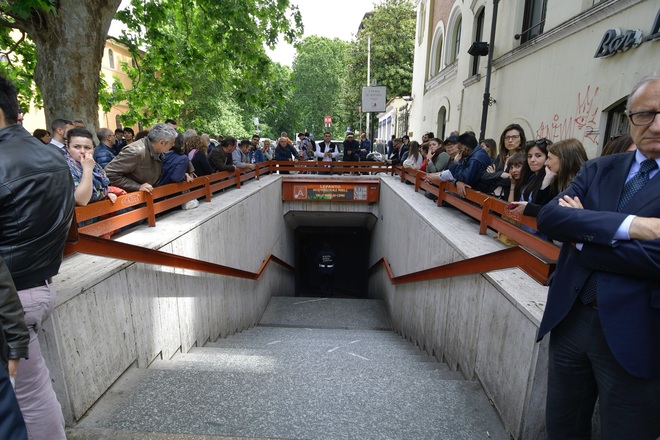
[425,138,451,173]
[545,138,588,195]
[481,124,527,197]
[508,138,552,217]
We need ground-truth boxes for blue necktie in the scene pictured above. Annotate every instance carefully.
[579,158,658,305]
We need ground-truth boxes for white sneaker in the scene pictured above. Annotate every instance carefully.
[181,199,199,210]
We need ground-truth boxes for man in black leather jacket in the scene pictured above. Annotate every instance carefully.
[0,74,73,439]
[0,256,28,439]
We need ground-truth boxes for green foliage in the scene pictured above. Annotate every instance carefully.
[2,0,55,20]
[108,0,303,132]
[0,24,40,109]
[288,36,349,139]
[256,62,295,139]
[342,0,415,136]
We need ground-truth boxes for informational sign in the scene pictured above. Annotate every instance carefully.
[282,179,380,203]
[324,115,332,125]
[362,86,387,112]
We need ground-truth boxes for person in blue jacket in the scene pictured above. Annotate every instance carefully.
[424,132,491,197]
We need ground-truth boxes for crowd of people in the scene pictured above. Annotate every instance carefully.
[2,67,659,439]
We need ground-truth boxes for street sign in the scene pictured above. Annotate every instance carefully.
[361,86,387,112]
[324,115,332,125]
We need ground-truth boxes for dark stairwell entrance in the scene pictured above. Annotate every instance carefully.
[295,226,370,298]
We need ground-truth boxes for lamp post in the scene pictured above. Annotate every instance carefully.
[471,0,500,141]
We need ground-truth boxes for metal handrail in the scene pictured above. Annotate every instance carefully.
[65,232,293,280]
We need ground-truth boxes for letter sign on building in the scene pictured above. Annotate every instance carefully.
[594,8,660,58]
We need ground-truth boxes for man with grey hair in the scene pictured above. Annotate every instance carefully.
[537,71,660,439]
[106,123,178,193]
[93,127,116,168]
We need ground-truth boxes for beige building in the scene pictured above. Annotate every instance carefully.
[377,97,413,141]
[409,0,659,157]
[23,37,139,135]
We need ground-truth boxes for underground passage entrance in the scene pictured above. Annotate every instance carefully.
[287,210,377,298]
[294,226,370,298]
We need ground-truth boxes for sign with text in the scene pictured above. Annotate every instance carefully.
[324,115,332,125]
[362,86,387,112]
[282,179,379,203]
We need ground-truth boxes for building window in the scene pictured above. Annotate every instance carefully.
[471,8,485,77]
[604,100,630,144]
[520,0,547,43]
[437,106,447,140]
[108,49,115,69]
[449,16,462,64]
[417,3,426,45]
[429,27,444,78]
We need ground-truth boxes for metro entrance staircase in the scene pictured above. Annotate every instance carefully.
[68,297,509,439]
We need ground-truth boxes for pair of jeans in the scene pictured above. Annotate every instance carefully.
[0,365,27,439]
[546,301,660,439]
[15,282,66,440]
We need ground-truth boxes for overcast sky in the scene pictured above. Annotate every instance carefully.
[267,0,378,66]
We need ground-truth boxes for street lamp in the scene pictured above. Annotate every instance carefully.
[472,0,500,142]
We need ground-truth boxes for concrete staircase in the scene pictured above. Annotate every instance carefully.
[68,297,509,440]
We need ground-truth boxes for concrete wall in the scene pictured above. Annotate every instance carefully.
[43,175,295,423]
[369,177,549,440]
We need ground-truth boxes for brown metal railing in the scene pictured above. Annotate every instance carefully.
[373,165,559,284]
[65,160,557,285]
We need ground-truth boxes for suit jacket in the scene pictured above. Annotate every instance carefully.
[536,152,660,379]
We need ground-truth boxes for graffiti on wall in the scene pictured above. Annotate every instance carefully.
[536,85,600,146]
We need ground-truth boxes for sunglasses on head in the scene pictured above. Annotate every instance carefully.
[525,138,551,148]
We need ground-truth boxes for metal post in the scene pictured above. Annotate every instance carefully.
[366,36,371,138]
[479,0,500,141]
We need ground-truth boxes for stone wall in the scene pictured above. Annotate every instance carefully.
[368,177,549,440]
[44,175,295,423]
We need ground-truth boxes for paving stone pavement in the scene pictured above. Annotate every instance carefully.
[69,297,509,440]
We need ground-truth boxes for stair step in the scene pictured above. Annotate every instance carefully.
[66,427,283,440]
[73,367,506,440]
[173,347,447,371]
[257,297,392,330]
[69,298,506,440]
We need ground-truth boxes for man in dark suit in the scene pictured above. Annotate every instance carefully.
[537,72,660,439]
[342,132,360,163]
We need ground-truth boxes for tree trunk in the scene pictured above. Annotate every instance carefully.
[26,0,121,132]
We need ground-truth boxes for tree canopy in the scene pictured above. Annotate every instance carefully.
[287,36,349,139]
[0,0,302,135]
[342,0,416,138]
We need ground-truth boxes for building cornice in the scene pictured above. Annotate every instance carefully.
[493,0,641,69]
[425,61,458,93]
